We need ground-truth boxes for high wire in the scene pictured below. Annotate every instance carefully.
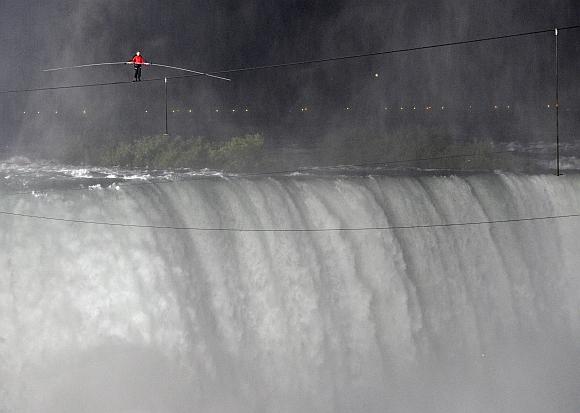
[0,78,160,95]
[1,24,579,95]
[0,209,578,232]
[211,25,579,76]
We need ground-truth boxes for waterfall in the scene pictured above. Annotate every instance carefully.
[1,173,579,412]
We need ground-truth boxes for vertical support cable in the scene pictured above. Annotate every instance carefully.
[164,77,169,135]
[555,28,560,176]
[164,77,168,135]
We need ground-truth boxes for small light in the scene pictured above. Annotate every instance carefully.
[188,109,192,113]
[374,73,379,78]
[413,106,416,110]
[145,110,148,113]
[82,109,87,114]
[37,111,40,114]
[400,106,404,110]
[172,110,175,113]
[441,106,445,110]
[23,111,26,114]
[232,109,236,112]
[493,105,498,110]
[55,111,58,114]
[215,109,219,112]
[245,108,249,112]
[506,105,510,110]
[346,107,350,110]
[547,104,551,108]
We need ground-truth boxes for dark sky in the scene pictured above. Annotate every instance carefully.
[0,0,580,86]
[0,0,577,85]
[0,0,578,147]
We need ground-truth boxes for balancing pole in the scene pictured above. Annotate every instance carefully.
[148,63,231,81]
[43,62,231,82]
[42,62,129,72]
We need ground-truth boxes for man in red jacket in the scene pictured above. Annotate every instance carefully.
[127,51,149,81]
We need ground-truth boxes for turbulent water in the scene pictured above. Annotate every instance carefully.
[1,161,579,412]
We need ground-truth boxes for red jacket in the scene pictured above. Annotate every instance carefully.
[132,55,146,65]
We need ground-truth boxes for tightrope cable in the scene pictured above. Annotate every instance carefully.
[0,78,160,94]
[211,26,578,75]
[1,25,579,94]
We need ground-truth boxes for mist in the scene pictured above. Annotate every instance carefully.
[0,0,579,164]
[2,174,580,412]
[2,2,580,412]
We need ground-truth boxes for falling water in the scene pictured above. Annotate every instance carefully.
[1,171,579,412]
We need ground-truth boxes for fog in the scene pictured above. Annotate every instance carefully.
[0,0,578,163]
[2,173,580,412]
[1,3,580,412]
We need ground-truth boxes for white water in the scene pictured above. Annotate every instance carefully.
[1,172,580,412]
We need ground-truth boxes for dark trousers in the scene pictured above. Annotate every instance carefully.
[134,64,142,81]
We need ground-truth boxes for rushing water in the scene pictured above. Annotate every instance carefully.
[0,162,579,412]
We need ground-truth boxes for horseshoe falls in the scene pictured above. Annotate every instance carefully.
[1,172,580,413]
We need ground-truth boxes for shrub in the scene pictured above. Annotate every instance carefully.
[96,133,263,171]
[208,133,264,171]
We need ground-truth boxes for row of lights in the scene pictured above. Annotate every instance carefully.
[20,104,561,116]
[171,108,252,114]
[384,104,513,111]
[21,108,252,115]
[299,105,519,112]
[293,104,562,113]
[22,110,87,115]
